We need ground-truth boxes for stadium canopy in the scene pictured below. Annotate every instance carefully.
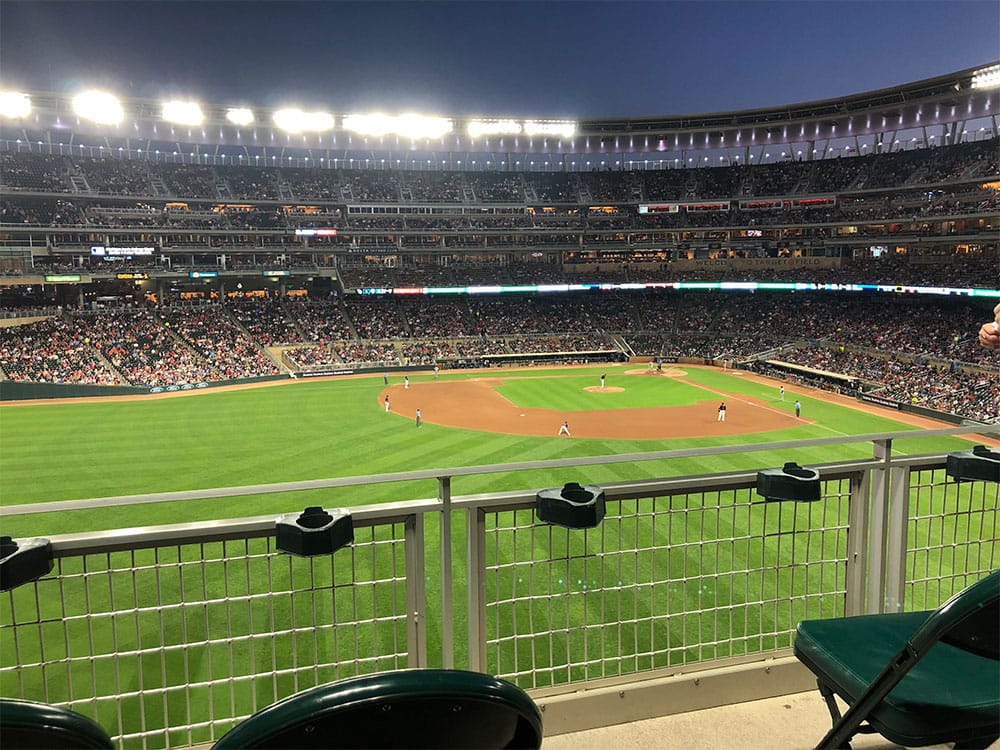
[1,63,996,165]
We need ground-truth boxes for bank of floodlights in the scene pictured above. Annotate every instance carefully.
[971,63,1000,90]
[72,90,123,125]
[273,108,335,133]
[0,91,31,119]
[162,100,204,126]
[225,107,255,126]
[343,113,453,139]
[467,119,522,138]
[523,120,576,138]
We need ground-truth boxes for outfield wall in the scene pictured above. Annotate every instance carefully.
[0,376,285,401]
[0,381,149,400]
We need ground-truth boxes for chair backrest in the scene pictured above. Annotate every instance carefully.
[212,669,543,749]
[0,698,114,749]
[913,570,1000,660]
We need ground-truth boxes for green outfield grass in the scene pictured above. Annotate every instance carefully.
[1,364,991,748]
[0,364,980,537]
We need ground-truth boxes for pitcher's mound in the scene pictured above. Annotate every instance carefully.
[626,368,687,377]
[585,386,625,393]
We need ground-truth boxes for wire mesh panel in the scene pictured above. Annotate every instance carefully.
[479,477,854,689]
[904,466,1000,610]
[0,521,413,750]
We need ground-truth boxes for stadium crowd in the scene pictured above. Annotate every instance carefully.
[1,291,995,422]
[1,137,997,421]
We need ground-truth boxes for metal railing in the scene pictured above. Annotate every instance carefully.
[462,470,858,689]
[1,427,997,749]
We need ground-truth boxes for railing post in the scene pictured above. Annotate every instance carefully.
[866,438,892,613]
[405,512,427,667]
[845,470,870,617]
[438,476,453,668]
[466,506,487,673]
[883,466,911,613]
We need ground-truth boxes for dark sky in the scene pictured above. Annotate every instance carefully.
[2,1,998,119]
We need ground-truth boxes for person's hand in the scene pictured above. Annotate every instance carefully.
[980,321,1000,351]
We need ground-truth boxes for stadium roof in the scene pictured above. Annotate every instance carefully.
[2,62,997,157]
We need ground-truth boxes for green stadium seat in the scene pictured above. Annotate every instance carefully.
[794,570,1000,749]
[212,668,543,749]
[0,698,114,749]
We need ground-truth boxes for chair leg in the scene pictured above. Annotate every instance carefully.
[814,680,860,750]
[816,679,843,726]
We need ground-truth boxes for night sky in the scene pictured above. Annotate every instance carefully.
[1,1,998,119]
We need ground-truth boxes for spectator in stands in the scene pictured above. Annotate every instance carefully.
[979,303,1000,351]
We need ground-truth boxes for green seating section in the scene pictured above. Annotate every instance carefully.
[212,669,543,749]
[794,571,1000,749]
[0,698,114,749]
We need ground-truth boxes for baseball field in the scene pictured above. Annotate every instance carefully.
[0,363,983,537]
[1,363,994,747]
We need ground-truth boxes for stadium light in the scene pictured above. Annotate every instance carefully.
[971,64,1000,89]
[0,91,31,119]
[523,120,577,138]
[273,108,335,133]
[162,100,204,126]
[72,90,123,125]
[343,113,453,139]
[226,107,254,126]
[467,119,521,138]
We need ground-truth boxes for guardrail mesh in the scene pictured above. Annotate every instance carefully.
[481,477,855,689]
[0,522,411,749]
[905,466,1000,610]
[2,452,997,748]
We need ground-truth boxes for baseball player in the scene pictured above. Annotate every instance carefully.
[717,401,727,422]
[384,395,390,412]
[558,421,571,437]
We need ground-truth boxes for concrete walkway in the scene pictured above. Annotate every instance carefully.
[541,690,973,749]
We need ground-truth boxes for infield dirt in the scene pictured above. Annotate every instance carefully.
[380,366,998,444]
[384,373,801,439]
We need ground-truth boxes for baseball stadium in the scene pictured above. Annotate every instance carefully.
[0,56,998,750]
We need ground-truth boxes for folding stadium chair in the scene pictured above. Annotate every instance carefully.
[794,570,1000,749]
[0,698,114,749]
[212,668,544,749]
